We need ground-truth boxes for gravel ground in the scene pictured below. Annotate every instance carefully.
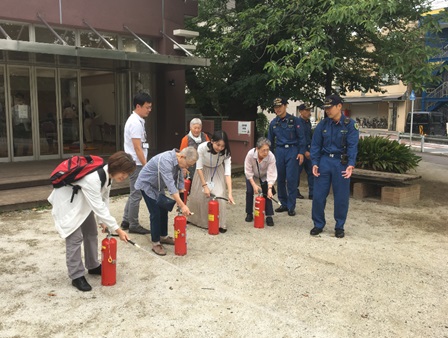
[0,159,447,338]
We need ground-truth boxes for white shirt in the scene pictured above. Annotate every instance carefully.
[196,142,231,176]
[48,165,119,239]
[124,112,147,165]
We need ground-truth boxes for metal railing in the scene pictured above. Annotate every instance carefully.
[360,129,448,153]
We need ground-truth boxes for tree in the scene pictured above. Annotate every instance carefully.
[187,0,448,118]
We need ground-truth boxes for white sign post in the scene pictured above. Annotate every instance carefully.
[409,90,416,145]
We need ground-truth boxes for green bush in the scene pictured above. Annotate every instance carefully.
[256,112,269,138]
[356,136,421,173]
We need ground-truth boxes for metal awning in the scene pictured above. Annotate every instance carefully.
[0,39,209,67]
[0,16,208,67]
[343,94,404,103]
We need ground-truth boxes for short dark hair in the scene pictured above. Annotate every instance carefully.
[133,92,152,108]
[107,151,136,176]
[207,130,231,157]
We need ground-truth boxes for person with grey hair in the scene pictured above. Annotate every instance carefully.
[135,146,198,256]
[244,137,278,226]
[180,118,210,179]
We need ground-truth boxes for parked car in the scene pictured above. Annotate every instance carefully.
[404,111,447,136]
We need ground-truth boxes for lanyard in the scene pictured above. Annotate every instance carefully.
[209,153,220,182]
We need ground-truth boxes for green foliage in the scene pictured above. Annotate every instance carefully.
[256,112,269,138]
[187,0,448,116]
[356,136,421,173]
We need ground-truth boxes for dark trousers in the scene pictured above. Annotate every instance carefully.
[245,179,274,217]
[141,191,168,243]
[275,146,299,210]
[311,155,350,230]
[298,157,314,196]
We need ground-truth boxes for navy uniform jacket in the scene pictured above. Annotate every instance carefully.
[298,116,312,152]
[310,115,359,167]
[268,113,306,155]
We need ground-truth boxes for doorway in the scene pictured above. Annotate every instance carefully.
[80,70,117,156]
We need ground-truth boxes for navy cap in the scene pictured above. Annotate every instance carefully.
[323,95,343,108]
[273,97,288,107]
[298,103,313,110]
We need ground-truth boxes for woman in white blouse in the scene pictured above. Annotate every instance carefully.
[48,151,135,292]
[187,130,234,233]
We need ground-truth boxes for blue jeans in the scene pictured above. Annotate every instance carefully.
[141,191,168,243]
[245,179,274,217]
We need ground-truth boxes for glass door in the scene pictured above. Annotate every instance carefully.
[9,66,33,159]
[60,70,81,155]
[37,68,58,157]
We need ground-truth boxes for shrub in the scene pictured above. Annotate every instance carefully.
[256,112,269,138]
[356,136,421,173]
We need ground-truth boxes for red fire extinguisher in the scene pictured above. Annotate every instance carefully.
[101,233,117,286]
[208,197,220,235]
[183,176,191,205]
[174,209,187,256]
[254,193,265,229]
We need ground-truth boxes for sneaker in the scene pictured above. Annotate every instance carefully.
[121,221,129,230]
[310,227,323,236]
[335,229,345,238]
[129,225,151,234]
[266,217,274,226]
[245,214,253,222]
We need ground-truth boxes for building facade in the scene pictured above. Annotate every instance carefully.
[0,0,207,162]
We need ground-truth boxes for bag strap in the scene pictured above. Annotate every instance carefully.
[69,166,107,203]
[254,154,263,186]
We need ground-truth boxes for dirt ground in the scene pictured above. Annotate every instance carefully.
[0,157,447,338]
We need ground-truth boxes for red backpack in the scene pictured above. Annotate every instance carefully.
[50,155,106,202]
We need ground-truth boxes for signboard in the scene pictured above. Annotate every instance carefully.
[238,122,251,135]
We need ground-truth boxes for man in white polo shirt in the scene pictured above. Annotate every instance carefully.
[121,92,152,234]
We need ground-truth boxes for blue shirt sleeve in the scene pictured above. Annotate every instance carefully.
[295,116,306,155]
[346,119,359,166]
[310,119,325,167]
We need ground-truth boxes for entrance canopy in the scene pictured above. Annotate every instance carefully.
[0,18,209,67]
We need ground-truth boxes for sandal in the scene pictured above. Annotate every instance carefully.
[152,244,166,256]
[160,236,175,245]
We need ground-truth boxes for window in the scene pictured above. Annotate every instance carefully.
[0,22,29,41]
[80,30,118,49]
[35,26,76,46]
[121,36,155,54]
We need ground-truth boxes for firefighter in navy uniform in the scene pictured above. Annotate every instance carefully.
[297,103,314,200]
[310,95,359,238]
[268,97,306,216]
